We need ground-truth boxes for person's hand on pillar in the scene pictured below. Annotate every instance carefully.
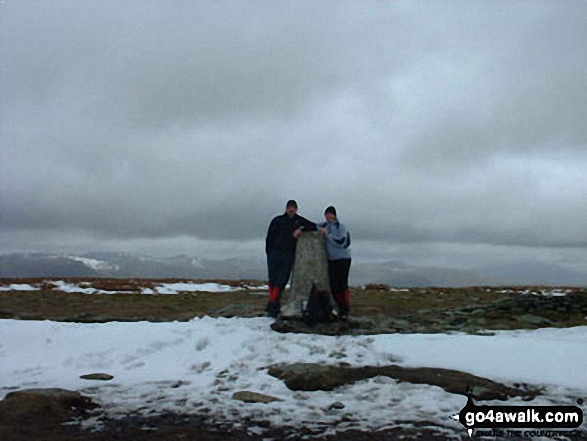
[293,228,303,239]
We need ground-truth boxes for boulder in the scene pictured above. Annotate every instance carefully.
[231,391,281,404]
[0,388,98,428]
[328,401,345,410]
[80,373,114,381]
[515,314,553,326]
[268,363,540,401]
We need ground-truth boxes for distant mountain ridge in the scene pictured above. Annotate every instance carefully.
[472,260,587,287]
[0,252,267,280]
[1,252,585,287]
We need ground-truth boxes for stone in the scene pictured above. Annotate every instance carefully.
[515,314,553,326]
[231,391,281,404]
[0,388,98,428]
[329,351,347,359]
[281,232,330,317]
[216,370,229,378]
[268,363,344,391]
[390,318,412,329]
[470,386,492,399]
[268,363,539,401]
[328,401,345,410]
[80,373,114,381]
[449,316,467,326]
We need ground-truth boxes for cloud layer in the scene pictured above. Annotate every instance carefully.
[2,1,586,267]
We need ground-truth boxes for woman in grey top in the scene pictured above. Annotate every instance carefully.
[318,206,351,320]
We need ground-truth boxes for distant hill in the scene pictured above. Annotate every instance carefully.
[349,261,487,287]
[1,252,585,287]
[0,252,267,280]
[0,252,485,287]
[472,260,587,286]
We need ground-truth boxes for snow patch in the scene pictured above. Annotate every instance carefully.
[496,289,573,297]
[50,281,117,294]
[153,282,243,294]
[67,256,120,272]
[0,283,40,291]
[244,284,269,292]
[41,281,243,295]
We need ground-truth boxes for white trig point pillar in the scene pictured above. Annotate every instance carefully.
[280,231,331,317]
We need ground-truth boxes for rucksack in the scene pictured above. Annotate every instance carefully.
[302,283,333,325]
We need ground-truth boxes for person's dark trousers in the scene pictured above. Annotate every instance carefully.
[328,258,351,318]
[266,249,295,316]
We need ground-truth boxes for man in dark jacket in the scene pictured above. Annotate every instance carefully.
[265,200,317,317]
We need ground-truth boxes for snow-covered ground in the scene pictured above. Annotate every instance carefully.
[0,281,257,294]
[0,318,585,436]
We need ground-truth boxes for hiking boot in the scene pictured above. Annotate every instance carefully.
[338,307,349,321]
[265,301,281,318]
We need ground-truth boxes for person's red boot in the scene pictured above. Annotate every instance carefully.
[339,289,350,320]
[265,285,281,318]
[332,291,346,320]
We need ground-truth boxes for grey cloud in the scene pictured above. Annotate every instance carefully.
[1,1,406,130]
[397,6,587,171]
[1,0,587,262]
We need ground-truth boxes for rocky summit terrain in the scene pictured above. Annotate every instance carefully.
[0,278,586,440]
[1,279,585,331]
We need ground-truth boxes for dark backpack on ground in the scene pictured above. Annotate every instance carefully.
[302,283,333,325]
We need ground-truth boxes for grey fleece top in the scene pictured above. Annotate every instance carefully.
[318,220,351,261]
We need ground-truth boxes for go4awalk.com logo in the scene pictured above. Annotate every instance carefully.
[452,397,584,438]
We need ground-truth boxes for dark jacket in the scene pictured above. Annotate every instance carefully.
[265,213,317,254]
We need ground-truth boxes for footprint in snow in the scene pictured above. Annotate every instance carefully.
[195,337,209,351]
[125,361,146,370]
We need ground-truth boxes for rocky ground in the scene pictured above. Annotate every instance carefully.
[1,279,585,332]
[1,278,586,440]
[0,387,461,441]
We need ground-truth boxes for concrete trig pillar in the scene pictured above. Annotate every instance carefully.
[280,231,331,317]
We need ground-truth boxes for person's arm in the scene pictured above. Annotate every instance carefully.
[265,217,279,254]
[296,215,318,232]
[292,215,317,239]
[325,222,348,246]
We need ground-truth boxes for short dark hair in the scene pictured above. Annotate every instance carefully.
[324,206,337,216]
[286,200,298,209]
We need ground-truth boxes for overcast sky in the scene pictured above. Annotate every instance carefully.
[1,1,586,273]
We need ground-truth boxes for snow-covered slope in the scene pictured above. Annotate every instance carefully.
[65,256,120,272]
[0,318,585,436]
